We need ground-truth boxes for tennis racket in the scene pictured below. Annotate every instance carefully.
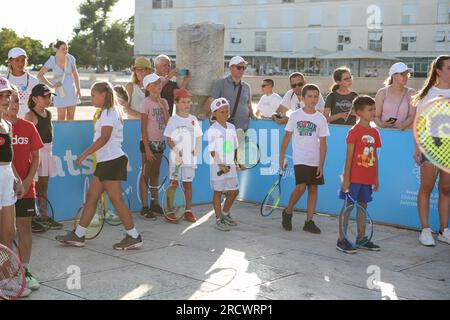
[72,174,105,240]
[142,154,170,193]
[35,195,57,231]
[260,160,287,217]
[103,189,130,226]
[413,97,450,173]
[339,193,374,247]
[236,139,261,170]
[162,152,186,222]
[0,244,26,300]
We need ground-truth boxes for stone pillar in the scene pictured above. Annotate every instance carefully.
[176,22,225,116]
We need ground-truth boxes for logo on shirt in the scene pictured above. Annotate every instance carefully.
[296,121,317,136]
[0,137,5,146]
[12,135,29,145]
[358,135,376,168]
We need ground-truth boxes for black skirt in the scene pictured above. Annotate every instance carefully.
[94,155,128,181]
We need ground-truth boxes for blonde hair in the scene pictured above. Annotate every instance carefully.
[331,67,352,91]
[412,55,450,106]
[383,76,393,87]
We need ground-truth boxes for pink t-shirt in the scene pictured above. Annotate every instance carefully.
[379,87,415,129]
[141,97,169,142]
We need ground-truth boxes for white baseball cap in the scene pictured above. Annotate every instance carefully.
[389,62,413,77]
[0,77,13,93]
[210,97,230,115]
[229,56,248,67]
[8,47,27,59]
[143,73,164,88]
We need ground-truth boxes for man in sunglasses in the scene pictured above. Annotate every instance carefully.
[276,72,325,125]
[199,56,255,131]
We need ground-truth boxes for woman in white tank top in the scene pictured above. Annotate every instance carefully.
[125,57,153,119]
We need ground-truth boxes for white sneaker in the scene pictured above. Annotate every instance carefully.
[437,228,450,245]
[90,214,101,227]
[419,228,436,247]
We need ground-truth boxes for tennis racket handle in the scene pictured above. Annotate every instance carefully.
[217,166,231,176]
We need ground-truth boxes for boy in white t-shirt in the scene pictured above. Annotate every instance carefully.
[279,84,330,234]
[163,89,203,223]
[256,79,283,120]
[206,98,240,231]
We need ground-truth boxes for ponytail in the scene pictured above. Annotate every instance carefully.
[330,66,352,92]
[412,55,450,106]
[383,76,393,87]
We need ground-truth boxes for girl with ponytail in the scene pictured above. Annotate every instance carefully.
[412,55,450,247]
[323,67,358,125]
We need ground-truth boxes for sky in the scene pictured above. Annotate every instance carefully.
[0,0,134,45]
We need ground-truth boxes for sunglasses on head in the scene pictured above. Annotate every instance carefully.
[291,82,304,89]
[234,65,246,71]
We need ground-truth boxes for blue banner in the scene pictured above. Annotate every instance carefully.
[49,120,438,230]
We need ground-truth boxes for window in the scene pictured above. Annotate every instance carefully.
[338,5,352,27]
[152,32,175,51]
[402,3,417,24]
[280,32,293,52]
[368,31,383,52]
[337,30,351,51]
[437,0,450,24]
[309,7,322,26]
[152,14,173,31]
[307,32,320,49]
[435,30,446,51]
[400,31,417,51]
[230,11,242,28]
[281,8,294,28]
[256,9,268,28]
[230,32,242,45]
[152,0,173,9]
[255,31,267,52]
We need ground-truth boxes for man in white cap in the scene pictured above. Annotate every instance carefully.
[6,48,40,118]
[199,56,255,131]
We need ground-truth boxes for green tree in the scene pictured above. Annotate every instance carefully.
[69,33,97,68]
[100,21,133,71]
[0,28,20,63]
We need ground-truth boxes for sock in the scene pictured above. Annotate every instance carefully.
[127,228,139,239]
[223,211,229,216]
[23,263,29,270]
[216,216,222,221]
[75,225,87,238]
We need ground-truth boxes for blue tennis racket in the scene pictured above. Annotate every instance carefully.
[260,160,287,217]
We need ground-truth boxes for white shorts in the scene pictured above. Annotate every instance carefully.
[38,143,58,177]
[169,166,195,182]
[0,164,17,209]
[211,176,240,192]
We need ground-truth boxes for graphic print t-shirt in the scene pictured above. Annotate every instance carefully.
[346,124,382,185]
[285,108,330,166]
[7,73,39,118]
[325,91,358,125]
[141,97,169,142]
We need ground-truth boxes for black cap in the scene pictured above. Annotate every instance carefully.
[31,84,56,97]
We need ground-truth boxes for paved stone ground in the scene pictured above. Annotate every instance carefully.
[25,202,449,300]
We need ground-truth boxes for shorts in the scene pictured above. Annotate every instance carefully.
[0,164,17,209]
[419,153,431,165]
[294,165,324,186]
[38,143,58,177]
[94,155,128,182]
[15,198,36,218]
[169,166,195,182]
[339,183,373,204]
[140,141,166,154]
[211,176,240,192]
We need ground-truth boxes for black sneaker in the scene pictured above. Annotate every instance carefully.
[151,203,164,216]
[55,231,85,247]
[41,217,63,230]
[140,207,149,217]
[336,238,357,254]
[32,219,46,233]
[141,207,156,221]
[113,234,143,250]
[303,220,321,234]
[356,237,380,251]
[282,210,292,231]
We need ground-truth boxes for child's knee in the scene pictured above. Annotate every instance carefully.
[438,183,450,197]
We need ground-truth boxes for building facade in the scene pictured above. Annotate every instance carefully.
[135,0,450,77]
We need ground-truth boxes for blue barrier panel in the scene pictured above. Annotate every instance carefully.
[49,120,439,230]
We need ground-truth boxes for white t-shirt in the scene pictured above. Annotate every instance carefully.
[416,86,450,112]
[94,108,125,162]
[280,89,325,113]
[7,72,39,118]
[206,121,239,181]
[163,114,203,168]
[257,93,283,117]
[285,108,330,166]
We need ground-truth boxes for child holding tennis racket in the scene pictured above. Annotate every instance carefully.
[56,82,143,250]
[163,89,203,223]
[140,73,170,220]
[25,84,63,231]
[279,84,329,234]
[6,86,44,291]
[337,96,381,253]
[207,98,240,231]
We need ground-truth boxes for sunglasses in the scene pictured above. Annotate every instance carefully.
[234,65,246,71]
[342,76,353,81]
[291,82,304,89]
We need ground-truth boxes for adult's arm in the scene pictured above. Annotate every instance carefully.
[374,88,394,128]
[124,83,143,118]
[72,63,82,99]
